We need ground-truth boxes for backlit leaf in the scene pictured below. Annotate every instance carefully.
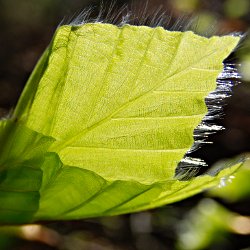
[0,23,241,223]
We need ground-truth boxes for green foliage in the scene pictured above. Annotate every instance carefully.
[0,23,241,224]
[209,160,250,202]
[177,161,250,250]
[177,199,235,250]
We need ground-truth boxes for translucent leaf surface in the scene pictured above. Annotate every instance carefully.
[0,23,242,223]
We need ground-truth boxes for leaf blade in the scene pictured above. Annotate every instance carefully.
[0,23,242,223]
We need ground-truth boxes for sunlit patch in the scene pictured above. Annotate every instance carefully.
[20,224,61,246]
[230,215,250,235]
[218,175,235,188]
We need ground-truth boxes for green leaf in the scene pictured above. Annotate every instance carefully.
[177,198,236,250]
[209,159,250,202]
[0,23,242,223]
[0,121,54,224]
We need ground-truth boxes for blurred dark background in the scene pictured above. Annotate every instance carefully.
[0,0,250,249]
